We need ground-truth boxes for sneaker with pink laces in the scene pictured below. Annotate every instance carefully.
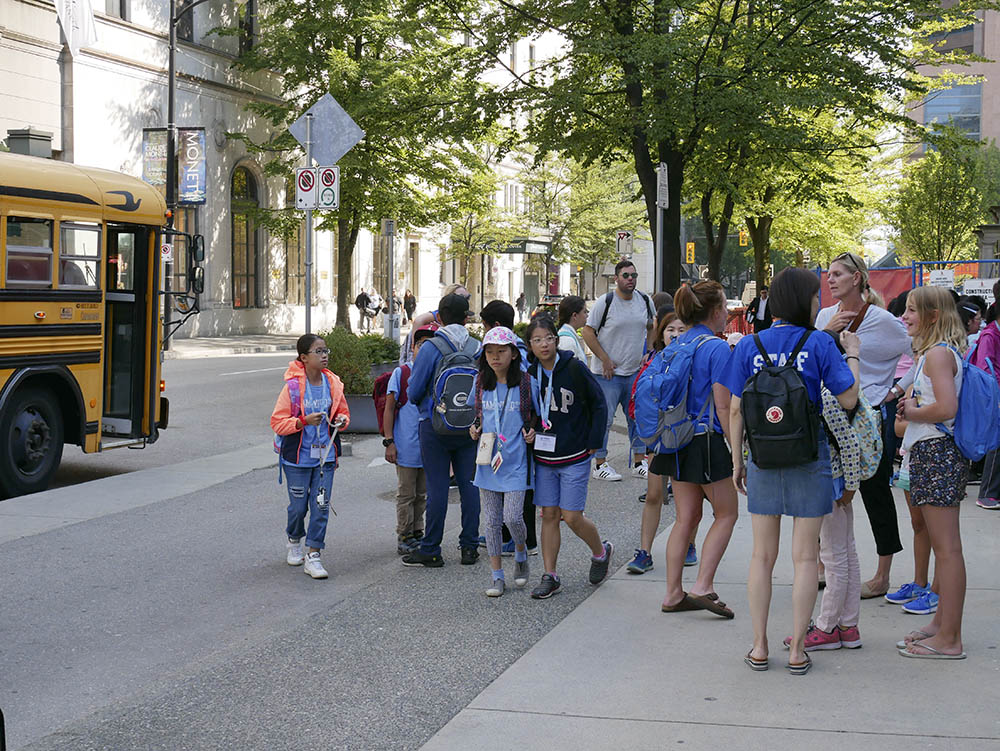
[782,624,842,651]
[837,624,862,648]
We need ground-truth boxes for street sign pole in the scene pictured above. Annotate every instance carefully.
[656,163,668,293]
[304,113,313,334]
[383,218,399,343]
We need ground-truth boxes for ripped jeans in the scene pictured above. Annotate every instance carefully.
[283,462,336,550]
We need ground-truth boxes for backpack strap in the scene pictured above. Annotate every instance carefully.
[595,291,615,333]
[398,364,411,408]
[519,370,536,429]
[475,376,484,423]
[788,330,812,364]
[752,334,774,368]
[638,290,654,321]
[287,378,301,418]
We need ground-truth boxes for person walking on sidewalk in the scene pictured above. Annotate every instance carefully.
[816,252,910,600]
[469,326,539,597]
[655,282,738,619]
[727,268,860,675]
[516,291,527,323]
[896,287,969,660]
[969,280,1000,510]
[270,334,350,580]
[525,316,614,599]
[402,293,481,567]
[581,259,654,482]
[745,286,773,333]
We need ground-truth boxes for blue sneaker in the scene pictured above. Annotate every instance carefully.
[501,539,516,556]
[476,535,487,548]
[885,581,929,605]
[902,591,939,615]
[684,543,697,567]
[626,549,653,574]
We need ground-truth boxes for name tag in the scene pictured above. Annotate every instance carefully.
[310,444,323,459]
[491,451,504,473]
[534,433,557,452]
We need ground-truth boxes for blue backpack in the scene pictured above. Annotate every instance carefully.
[428,335,480,434]
[921,342,1000,462]
[633,334,715,455]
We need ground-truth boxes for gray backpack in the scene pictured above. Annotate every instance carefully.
[428,336,480,435]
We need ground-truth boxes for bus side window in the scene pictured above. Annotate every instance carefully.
[59,223,101,289]
[6,216,53,288]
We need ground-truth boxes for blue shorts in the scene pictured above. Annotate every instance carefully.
[747,436,835,518]
[534,459,590,512]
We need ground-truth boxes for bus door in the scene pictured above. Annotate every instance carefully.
[103,224,150,438]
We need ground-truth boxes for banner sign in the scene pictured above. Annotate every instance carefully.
[178,127,207,205]
[142,128,168,197]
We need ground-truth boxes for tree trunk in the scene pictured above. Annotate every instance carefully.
[336,208,360,331]
[746,215,773,290]
[701,189,735,282]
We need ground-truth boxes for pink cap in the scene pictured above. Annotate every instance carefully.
[482,326,518,347]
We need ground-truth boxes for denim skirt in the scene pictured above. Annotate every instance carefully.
[746,435,835,518]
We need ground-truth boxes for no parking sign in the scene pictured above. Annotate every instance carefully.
[295,167,317,209]
[317,166,339,210]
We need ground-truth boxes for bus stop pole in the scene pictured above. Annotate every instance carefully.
[304,113,313,334]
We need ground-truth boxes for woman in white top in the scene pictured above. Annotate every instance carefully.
[815,252,911,598]
[556,295,588,362]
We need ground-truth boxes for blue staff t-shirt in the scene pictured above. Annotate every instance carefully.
[679,325,732,434]
[387,366,422,468]
[472,377,540,492]
[724,324,855,407]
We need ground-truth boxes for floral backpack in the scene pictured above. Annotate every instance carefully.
[821,389,882,491]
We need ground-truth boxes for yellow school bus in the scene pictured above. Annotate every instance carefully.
[0,152,203,497]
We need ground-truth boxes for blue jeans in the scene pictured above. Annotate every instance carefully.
[596,372,643,461]
[418,419,480,557]
[283,463,335,550]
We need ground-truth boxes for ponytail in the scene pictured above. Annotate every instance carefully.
[674,281,725,325]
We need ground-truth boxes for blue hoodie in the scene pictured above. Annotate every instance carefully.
[407,324,474,421]
[531,350,607,467]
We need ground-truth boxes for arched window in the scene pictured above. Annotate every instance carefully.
[231,166,260,308]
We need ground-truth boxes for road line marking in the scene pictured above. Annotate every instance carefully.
[218,366,288,376]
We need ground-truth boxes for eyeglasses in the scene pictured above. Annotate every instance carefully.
[620,272,638,279]
[529,335,557,345]
[309,348,330,356]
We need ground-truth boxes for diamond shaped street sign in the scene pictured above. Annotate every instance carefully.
[289,93,365,166]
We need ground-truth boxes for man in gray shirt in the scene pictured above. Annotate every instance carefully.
[581,259,654,481]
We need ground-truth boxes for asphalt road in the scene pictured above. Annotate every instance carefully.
[2,363,675,750]
[52,352,295,488]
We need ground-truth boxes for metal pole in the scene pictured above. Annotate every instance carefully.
[387,222,394,336]
[304,113,313,334]
[655,205,663,293]
[164,0,177,351]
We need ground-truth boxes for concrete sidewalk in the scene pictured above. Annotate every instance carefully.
[163,334,298,359]
[422,487,1000,750]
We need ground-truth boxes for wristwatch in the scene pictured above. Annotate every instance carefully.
[382,438,394,447]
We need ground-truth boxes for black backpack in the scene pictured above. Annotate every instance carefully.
[741,331,820,469]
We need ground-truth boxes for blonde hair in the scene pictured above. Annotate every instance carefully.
[443,283,467,296]
[831,252,883,307]
[908,286,967,357]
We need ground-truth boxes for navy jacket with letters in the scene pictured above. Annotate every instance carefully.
[531,350,608,467]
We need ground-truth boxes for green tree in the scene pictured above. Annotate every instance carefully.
[232,0,498,329]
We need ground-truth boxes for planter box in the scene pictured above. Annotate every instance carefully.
[344,393,379,433]
[369,361,396,379]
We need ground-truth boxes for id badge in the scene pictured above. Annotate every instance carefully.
[491,451,504,473]
[477,432,496,465]
[534,433,556,452]
[310,444,322,459]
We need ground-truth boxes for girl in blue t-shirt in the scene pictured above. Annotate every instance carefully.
[654,282,738,620]
[725,268,860,675]
[469,326,538,598]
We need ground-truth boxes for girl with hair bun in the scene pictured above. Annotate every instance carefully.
[817,252,911,600]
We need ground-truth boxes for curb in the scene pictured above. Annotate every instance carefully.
[163,344,296,360]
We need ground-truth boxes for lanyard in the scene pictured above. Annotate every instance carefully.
[492,383,514,446]
[536,363,553,430]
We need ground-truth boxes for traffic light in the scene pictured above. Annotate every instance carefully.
[686,242,695,264]
[739,229,749,247]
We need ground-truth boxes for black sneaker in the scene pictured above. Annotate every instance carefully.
[460,546,480,565]
[589,540,613,584]
[397,538,415,555]
[531,573,561,599]
[402,550,444,568]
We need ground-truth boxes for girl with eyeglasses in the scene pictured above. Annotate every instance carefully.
[816,252,911,600]
[270,334,350,580]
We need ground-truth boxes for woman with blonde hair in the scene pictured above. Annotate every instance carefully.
[816,252,910,599]
[399,283,472,365]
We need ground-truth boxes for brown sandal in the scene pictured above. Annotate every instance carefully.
[688,592,735,619]
[661,592,703,612]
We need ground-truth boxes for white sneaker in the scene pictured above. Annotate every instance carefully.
[631,460,649,479]
[286,538,305,566]
[303,552,328,579]
[592,462,622,481]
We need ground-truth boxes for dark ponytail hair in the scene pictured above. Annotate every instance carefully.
[558,295,586,328]
[296,333,324,363]
[525,316,559,365]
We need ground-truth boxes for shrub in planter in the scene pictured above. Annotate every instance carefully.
[512,322,529,340]
[321,328,372,395]
[357,333,400,366]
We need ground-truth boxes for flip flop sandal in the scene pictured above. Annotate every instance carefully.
[744,651,768,671]
[895,630,933,650]
[661,593,703,612]
[786,654,812,675]
[687,592,735,619]
[860,581,889,599]
[898,643,967,660]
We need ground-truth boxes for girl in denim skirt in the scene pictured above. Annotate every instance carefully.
[725,268,860,675]
[896,287,969,660]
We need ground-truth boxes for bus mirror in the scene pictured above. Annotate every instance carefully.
[191,235,205,264]
[192,266,205,296]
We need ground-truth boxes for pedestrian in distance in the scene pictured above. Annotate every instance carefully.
[469,326,539,597]
[270,334,350,580]
[516,291,527,323]
[525,316,614,599]
[650,282,738,619]
[399,283,471,365]
[745,286,773,333]
[383,325,437,555]
[817,252,910,600]
[556,295,588,362]
[402,292,482,568]
[581,259,655,482]
[896,287,969,660]
[403,289,417,324]
[355,289,372,332]
[726,267,861,675]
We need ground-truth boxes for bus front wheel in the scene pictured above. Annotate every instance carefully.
[0,386,64,498]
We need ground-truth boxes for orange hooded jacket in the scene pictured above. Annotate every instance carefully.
[270,359,350,465]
